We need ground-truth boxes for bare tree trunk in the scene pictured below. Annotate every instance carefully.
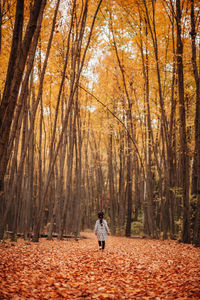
[60,110,75,238]
[0,0,44,187]
[25,105,35,240]
[108,132,116,235]
[168,17,176,239]
[47,0,75,239]
[190,0,200,246]
[35,0,103,241]
[125,131,133,237]
[0,0,45,239]
[22,81,35,240]
[4,112,21,238]
[73,98,82,237]
[7,0,45,167]
[10,0,60,242]
[1,0,56,238]
[91,131,105,212]
[118,131,126,230]
[0,0,24,125]
[109,11,135,236]
[0,0,24,238]
[190,0,200,197]
[11,86,29,240]
[138,15,155,237]
[0,0,2,55]
[134,156,141,221]
[176,0,190,243]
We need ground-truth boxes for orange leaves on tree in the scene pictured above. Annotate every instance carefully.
[0,233,200,299]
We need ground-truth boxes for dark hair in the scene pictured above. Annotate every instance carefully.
[98,211,104,226]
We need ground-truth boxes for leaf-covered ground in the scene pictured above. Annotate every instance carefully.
[0,233,200,299]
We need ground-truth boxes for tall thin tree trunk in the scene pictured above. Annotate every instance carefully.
[0,0,44,186]
[0,0,45,239]
[190,0,200,246]
[72,90,82,237]
[0,0,2,55]
[168,18,176,239]
[176,0,190,243]
[125,131,132,237]
[190,0,200,197]
[33,0,103,241]
[118,131,126,230]
[138,16,155,237]
[108,132,116,234]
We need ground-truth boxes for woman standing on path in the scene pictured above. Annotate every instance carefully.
[94,211,110,250]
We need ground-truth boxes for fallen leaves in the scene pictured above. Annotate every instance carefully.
[0,233,200,299]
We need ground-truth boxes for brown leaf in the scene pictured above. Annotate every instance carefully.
[0,233,200,299]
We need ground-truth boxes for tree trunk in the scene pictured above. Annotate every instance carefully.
[0,0,44,187]
[108,132,116,235]
[125,133,132,237]
[118,131,126,230]
[176,0,190,243]
[139,16,155,237]
[0,0,2,55]
[190,0,200,246]
[33,0,103,241]
[0,1,45,240]
[72,91,82,237]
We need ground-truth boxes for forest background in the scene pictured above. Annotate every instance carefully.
[0,0,200,245]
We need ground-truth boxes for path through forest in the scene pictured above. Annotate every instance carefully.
[0,233,200,299]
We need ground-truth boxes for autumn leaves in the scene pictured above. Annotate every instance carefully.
[0,233,200,299]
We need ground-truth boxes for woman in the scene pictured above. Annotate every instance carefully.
[94,211,110,250]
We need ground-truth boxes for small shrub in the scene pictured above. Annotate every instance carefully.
[131,221,143,235]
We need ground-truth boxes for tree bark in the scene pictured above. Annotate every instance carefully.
[108,132,116,235]
[190,0,200,246]
[118,131,126,230]
[0,0,44,189]
[125,132,133,237]
[0,0,2,55]
[176,0,190,243]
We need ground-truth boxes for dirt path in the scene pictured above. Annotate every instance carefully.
[0,232,200,299]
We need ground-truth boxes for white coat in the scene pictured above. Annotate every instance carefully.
[94,219,109,241]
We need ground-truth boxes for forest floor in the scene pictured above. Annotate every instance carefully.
[0,233,200,299]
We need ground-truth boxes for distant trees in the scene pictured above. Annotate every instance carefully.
[0,0,103,240]
[0,0,199,245]
[86,0,200,244]
[0,0,46,239]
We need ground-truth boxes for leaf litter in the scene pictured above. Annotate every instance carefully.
[0,233,200,299]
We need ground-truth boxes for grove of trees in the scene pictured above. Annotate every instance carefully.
[0,0,200,245]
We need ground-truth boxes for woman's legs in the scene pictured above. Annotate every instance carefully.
[102,241,105,250]
[98,241,102,249]
[98,240,105,250]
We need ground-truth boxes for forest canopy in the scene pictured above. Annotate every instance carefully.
[0,0,200,245]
